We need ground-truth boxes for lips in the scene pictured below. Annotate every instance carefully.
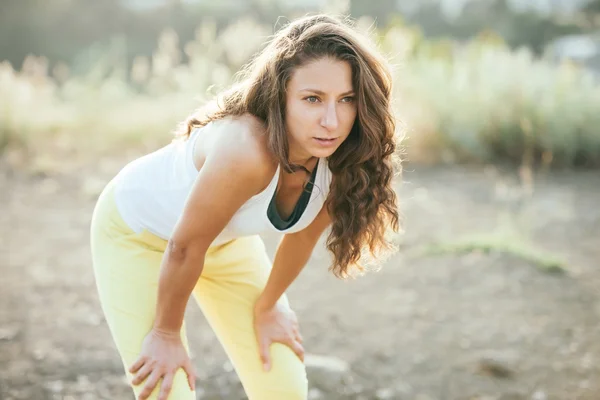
[313,137,339,147]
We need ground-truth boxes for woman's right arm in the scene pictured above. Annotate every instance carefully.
[155,126,271,334]
[129,122,272,400]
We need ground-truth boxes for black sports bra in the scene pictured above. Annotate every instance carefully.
[267,161,318,230]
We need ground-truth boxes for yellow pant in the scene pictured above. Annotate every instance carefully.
[90,180,307,399]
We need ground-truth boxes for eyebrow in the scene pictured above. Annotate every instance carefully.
[299,88,355,96]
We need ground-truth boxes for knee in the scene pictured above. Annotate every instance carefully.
[270,371,308,400]
[245,343,308,400]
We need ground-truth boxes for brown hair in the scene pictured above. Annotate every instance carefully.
[176,14,401,278]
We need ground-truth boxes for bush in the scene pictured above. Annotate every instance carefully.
[2,17,600,168]
[388,26,600,167]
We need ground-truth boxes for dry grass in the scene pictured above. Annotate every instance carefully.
[1,16,599,168]
[423,233,567,274]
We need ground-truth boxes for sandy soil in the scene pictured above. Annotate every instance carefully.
[2,152,600,400]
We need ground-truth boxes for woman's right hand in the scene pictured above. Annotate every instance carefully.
[128,328,196,400]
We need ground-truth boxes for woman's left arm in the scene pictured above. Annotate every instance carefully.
[253,205,331,370]
[255,204,331,312]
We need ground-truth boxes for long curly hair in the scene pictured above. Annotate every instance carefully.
[175,14,401,278]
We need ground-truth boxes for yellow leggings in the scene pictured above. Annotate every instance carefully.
[90,180,308,399]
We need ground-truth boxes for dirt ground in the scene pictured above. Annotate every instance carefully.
[2,150,600,400]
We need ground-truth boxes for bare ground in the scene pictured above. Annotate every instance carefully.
[2,151,600,400]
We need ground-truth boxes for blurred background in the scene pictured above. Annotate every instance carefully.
[2,0,600,399]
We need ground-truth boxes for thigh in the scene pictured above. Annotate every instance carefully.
[90,185,195,399]
[193,235,308,400]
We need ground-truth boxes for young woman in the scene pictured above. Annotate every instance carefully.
[90,14,400,400]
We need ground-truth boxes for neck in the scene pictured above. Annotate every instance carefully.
[288,145,315,167]
[286,149,317,175]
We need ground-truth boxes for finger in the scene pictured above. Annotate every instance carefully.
[138,370,163,400]
[259,338,272,372]
[157,372,174,400]
[182,361,196,391]
[289,340,305,362]
[129,356,146,374]
[295,330,304,344]
[131,362,153,386]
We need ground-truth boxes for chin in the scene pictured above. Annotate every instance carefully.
[310,147,338,158]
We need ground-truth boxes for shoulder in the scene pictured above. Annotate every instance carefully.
[214,113,267,146]
[205,114,275,188]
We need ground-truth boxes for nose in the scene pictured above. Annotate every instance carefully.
[320,102,339,131]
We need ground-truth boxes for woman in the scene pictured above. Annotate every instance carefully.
[90,13,400,400]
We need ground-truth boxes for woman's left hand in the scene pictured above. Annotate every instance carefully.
[253,301,304,372]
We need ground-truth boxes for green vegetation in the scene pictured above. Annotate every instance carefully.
[1,16,599,168]
[390,25,600,168]
[424,233,567,274]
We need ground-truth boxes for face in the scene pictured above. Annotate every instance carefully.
[285,57,357,163]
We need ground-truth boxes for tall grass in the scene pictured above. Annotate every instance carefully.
[386,26,600,167]
[2,16,599,168]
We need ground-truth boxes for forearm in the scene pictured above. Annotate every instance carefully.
[153,243,206,333]
[256,233,317,310]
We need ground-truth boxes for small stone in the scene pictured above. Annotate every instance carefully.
[32,348,46,361]
[304,353,349,373]
[581,352,593,370]
[222,360,234,372]
[376,387,395,399]
[304,353,350,390]
[579,380,590,389]
[75,375,93,392]
[396,381,413,395]
[531,390,547,400]
[412,353,427,366]
[46,380,64,393]
[81,177,108,198]
[0,325,20,340]
[478,360,514,378]
[477,350,519,378]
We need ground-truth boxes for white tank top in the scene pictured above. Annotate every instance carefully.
[113,125,332,246]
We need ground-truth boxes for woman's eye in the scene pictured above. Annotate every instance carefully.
[341,96,355,103]
[305,96,319,103]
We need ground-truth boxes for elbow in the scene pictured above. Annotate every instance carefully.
[166,238,208,264]
[166,239,188,262]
